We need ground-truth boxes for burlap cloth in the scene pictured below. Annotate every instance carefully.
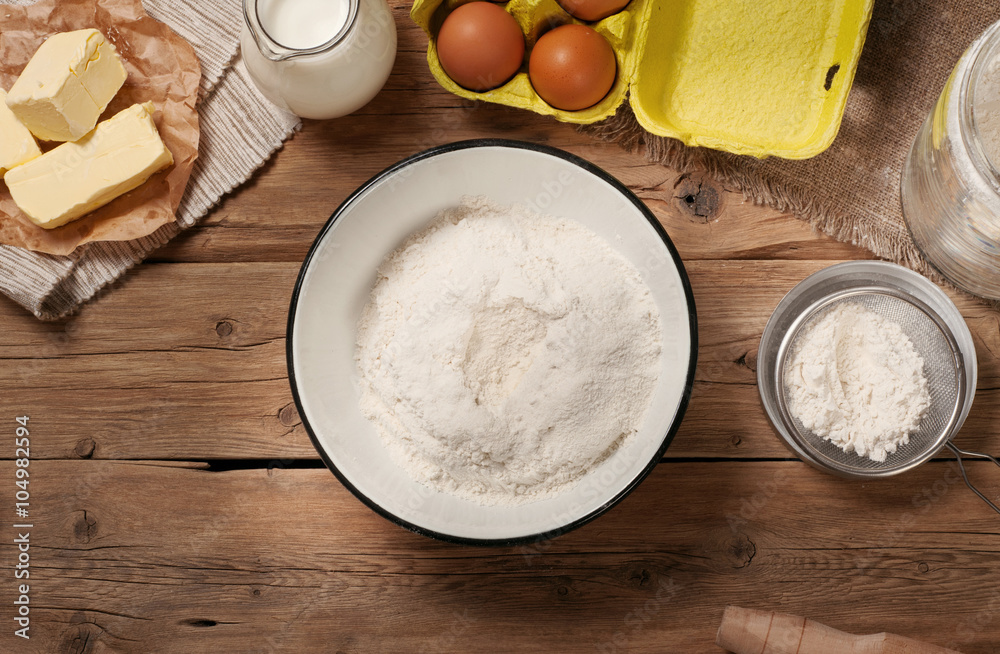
[587,1,1000,279]
[0,0,301,320]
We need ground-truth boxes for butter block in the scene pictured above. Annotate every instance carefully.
[7,29,127,142]
[0,90,42,174]
[4,102,173,229]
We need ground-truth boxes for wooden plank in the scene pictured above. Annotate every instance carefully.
[2,460,997,652]
[2,261,998,461]
[151,125,866,265]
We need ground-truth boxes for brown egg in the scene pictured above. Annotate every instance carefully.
[558,0,631,22]
[437,2,525,92]
[528,24,617,111]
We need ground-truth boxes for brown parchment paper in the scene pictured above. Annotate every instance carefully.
[0,0,201,255]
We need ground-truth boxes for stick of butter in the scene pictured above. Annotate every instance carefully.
[6,29,127,142]
[0,90,42,175]
[4,102,174,229]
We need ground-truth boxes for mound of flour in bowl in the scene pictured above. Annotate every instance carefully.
[784,302,931,462]
[355,197,662,505]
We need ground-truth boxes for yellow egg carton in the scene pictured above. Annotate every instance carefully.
[411,0,875,159]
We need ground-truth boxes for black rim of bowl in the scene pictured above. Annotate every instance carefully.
[285,138,698,547]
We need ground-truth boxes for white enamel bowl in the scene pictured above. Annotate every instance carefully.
[286,140,697,545]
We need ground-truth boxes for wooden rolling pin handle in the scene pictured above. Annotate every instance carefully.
[716,606,961,654]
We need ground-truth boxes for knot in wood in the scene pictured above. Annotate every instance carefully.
[278,402,300,427]
[215,320,234,338]
[727,534,756,569]
[61,622,102,654]
[735,349,757,373]
[627,566,652,587]
[673,172,721,222]
[74,437,96,458]
[73,510,98,544]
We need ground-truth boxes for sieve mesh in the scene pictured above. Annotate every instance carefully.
[777,290,963,477]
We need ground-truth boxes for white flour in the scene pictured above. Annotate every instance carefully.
[355,197,662,505]
[784,303,930,462]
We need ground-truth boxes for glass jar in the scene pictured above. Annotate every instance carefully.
[241,0,397,120]
[901,19,1000,298]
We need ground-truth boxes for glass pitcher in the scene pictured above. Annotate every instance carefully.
[241,0,397,120]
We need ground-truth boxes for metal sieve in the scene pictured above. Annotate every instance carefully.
[758,261,1000,514]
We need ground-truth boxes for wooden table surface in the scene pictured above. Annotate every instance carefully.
[3,4,1000,653]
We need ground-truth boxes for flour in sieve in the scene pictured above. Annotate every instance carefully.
[784,302,931,462]
[355,197,662,505]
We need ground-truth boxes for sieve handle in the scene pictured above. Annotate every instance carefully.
[945,442,1000,516]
